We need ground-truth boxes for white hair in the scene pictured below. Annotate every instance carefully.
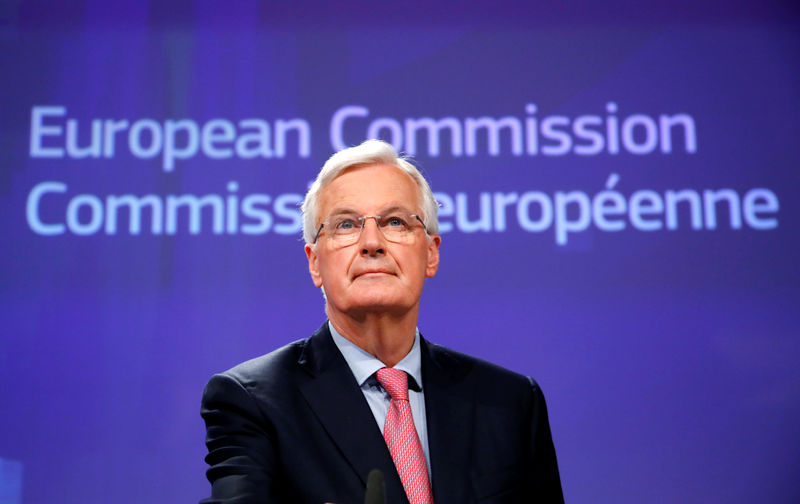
[301,139,439,244]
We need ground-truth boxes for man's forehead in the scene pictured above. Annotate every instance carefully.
[327,204,412,216]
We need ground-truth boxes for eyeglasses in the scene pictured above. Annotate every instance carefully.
[313,211,428,246]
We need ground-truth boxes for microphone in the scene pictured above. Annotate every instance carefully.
[364,469,386,504]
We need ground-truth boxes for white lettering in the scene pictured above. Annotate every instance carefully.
[30,106,66,158]
[26,181,66,235]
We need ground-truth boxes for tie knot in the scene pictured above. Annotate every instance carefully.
[376,367,409,401]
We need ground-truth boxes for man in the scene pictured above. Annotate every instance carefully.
[201,140,563,504]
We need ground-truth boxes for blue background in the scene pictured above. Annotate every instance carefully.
[1,1,799,503]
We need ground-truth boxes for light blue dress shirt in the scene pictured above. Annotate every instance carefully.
[328,321,432,478]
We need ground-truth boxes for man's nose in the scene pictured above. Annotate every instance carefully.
[359,217,385,256]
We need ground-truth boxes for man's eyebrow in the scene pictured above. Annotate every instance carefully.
[378,205,412,214]
[326,204,414,217]
[326,207,360,217]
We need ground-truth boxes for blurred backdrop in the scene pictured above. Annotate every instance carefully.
[1,1,799,503]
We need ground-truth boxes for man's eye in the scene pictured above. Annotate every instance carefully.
[384,216,407,227]
[335,219,358,230]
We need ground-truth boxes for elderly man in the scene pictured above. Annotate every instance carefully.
[201,140,563,504]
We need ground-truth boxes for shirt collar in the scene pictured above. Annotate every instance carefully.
[328,320,423,391]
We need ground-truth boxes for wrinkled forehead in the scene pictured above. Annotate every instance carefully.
[317,163,422,218]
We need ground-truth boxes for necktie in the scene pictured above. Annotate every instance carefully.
[376,367,434,504]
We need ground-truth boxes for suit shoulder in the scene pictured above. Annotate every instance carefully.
[425,339,539,395]
[216,338,308,388]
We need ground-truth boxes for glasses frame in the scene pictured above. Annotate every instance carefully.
[313,213,428,245]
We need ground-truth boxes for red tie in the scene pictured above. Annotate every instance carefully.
[376,367,434,504]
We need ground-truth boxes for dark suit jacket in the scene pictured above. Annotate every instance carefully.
[200,323,563,504]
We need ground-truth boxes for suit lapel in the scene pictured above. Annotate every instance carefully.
[422,337,475,504]
[297,324,409,504]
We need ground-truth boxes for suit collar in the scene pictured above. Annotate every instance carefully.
[328,321,424,391]
[296,324,476,504]
[421,336,475,504]
[297,322,410,504]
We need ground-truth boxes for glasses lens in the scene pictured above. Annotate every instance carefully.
[378,214,413,241]
[325,212,423,246]
[329,216,360,244]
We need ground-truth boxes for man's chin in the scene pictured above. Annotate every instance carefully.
[344,293,412,316]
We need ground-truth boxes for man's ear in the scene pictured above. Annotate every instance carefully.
[305,243,323,288]
[425,234,441,278]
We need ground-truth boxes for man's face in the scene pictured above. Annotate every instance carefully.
[305,163,440,320]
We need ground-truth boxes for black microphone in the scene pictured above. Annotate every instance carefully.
[364,469,386,504]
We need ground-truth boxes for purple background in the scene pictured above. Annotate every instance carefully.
[1,1,799,503]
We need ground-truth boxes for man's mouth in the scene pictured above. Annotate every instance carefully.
[354,269,393,278]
